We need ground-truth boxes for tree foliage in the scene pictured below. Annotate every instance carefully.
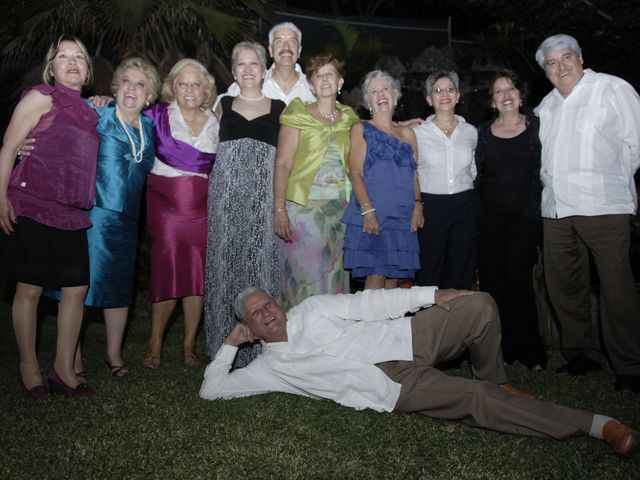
[0,0,274,85]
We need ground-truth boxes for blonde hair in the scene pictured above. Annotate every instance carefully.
[161,58,217,109]
[231,42,267,71]
[42,34,93,85]
[111,57,161,103]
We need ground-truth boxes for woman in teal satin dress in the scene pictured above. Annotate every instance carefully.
[46,58,160,377]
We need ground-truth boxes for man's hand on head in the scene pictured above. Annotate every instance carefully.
[225,323,257,347]
[434,289,475,311]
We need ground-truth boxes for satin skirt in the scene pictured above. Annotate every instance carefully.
[45,207,138,307]
[146,174,207,302]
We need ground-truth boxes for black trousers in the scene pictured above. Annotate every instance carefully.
[477,208,547,368]
[415,190,479,290]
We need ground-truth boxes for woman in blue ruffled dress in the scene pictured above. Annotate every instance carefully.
[342,70,423,289]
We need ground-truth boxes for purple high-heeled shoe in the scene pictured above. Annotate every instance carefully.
[18,372,49,400]
[47,368,95,397]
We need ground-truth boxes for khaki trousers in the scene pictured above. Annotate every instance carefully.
[377,293,593,440]
[543,215,640,376]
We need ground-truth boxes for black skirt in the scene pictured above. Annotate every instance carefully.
[1,216,89,287]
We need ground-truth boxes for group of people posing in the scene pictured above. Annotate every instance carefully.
[1,22,639,422]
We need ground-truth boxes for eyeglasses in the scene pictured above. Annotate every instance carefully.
[432,86,457,95]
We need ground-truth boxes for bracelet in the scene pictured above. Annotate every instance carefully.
[361,208,376,216]
[274,207,286,213]
[415,199,423,203]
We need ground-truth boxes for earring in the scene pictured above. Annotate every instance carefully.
[338,88,341,95]
[369,107,372,115]
[519,101,523,107]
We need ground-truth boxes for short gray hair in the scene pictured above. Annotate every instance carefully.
[424,70,460,96]
[361,70,402,109]
[231,41,268,71]
[535,34,582,69]
[268,22,302,45]
[233,287,271,320]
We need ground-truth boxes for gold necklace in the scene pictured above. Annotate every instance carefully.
[500,115,523,128]
[435,118,457,136]
[318,107,339,123]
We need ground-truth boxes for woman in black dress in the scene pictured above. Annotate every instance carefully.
[475,70,547,371]
[204,42,285,367]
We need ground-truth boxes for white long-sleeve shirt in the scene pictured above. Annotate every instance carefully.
[199,287,437,412]
[413,115,477,194]
[214,63,315,109]
[535,69,640,218]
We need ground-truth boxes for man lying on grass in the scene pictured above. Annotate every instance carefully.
[199,286,639,458]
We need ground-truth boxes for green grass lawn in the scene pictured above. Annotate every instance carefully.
[1,291,638,479]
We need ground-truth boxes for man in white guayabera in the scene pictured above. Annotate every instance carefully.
[200,286,639,459]
[534,34,640,393]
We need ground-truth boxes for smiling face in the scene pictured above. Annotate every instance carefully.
[543,47,584,97]
[115,68,153,117]
[50,40,89,90]
[233,48,265,91]
[173,65,205,111]
[366,76,397,116]
[242,290,288,343]
[427,76,460,113]
[309,63,343,99]
[269,27,301,68]
[491,77,521,115]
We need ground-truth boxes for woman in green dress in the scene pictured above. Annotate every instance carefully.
[273,54,359,307]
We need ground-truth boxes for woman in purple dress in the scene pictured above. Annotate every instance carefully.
[142,59,219,369]
[0,35,99,398]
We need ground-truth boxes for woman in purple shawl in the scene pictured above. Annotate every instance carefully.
[142,58,218,369]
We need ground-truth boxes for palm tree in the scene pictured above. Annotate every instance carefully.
[0,0,274,126]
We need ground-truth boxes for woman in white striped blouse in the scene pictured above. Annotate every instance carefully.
[412,70,479,290]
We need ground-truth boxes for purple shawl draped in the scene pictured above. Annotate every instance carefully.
[144,103,215,174]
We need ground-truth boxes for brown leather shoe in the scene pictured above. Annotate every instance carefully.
[603,420,640,459]
[499,383,536,399]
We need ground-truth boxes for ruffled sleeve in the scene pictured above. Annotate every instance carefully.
[362,122,415,172]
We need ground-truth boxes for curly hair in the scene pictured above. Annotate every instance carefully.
[111,57,161,103]
[161,58,217,109]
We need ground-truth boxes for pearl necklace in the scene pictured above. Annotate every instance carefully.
[115,105,145,164]
[238,93,265,102]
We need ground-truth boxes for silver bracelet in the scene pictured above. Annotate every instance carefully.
[361,207,376,216]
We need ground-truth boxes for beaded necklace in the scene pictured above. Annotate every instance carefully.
[115,105,145,164]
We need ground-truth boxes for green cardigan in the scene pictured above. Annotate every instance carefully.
[281,98,360,206]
